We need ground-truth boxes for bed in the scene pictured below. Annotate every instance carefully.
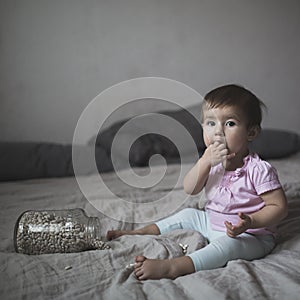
[0,106,300,300]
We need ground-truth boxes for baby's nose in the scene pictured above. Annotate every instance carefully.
[214,124,224,136]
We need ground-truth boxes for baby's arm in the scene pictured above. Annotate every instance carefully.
[248,188,288,229]
[183,152,211,195]
[225,188,288,237]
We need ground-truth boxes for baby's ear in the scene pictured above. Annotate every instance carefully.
[247,126,260,142]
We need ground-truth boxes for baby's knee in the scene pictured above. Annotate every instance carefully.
[175,208,203,225]
[179,207,199,218]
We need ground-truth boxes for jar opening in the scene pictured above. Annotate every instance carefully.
[87,217,100,240]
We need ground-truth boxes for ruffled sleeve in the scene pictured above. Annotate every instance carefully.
[250,156,282,195]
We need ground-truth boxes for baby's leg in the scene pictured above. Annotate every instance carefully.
[134,255,195,280]
[107,208,207,240]
[156,208,209,237]
[106,224,160,240]
[188,233,275,271]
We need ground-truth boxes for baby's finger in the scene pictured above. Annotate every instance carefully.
[220,149,229,157]
[212,147,227,157]
[227,232,236,238]
[214,135,226,142]
[226,152,236,160]
[214,140,226,149]
[224,221,233,230]
[225,227,236,238]
[213,141,226,150]
[217,147,228,156]
[238,212,246,219]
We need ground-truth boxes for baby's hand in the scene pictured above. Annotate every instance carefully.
[205,136,235,167]
[224,212,252,238]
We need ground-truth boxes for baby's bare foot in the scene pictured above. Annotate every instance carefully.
[134,255,175,280]
[106,230,131,240]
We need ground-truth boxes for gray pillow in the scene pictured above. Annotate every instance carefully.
[249,129,300,159]
[0,142,112,181]
[91,105,300,166]
[92,105,205,167]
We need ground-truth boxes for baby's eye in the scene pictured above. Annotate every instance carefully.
[225,121,236,127]
[206,120,215,126]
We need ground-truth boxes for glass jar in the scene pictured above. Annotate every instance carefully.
[14,208,110,255]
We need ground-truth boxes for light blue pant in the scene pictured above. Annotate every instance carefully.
[155,208,275,271]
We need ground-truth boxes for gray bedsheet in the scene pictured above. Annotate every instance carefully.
[0,153,300,300]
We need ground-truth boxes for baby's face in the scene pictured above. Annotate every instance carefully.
[201,104,251,156]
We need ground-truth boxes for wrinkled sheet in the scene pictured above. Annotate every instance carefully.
[0,153,300,300]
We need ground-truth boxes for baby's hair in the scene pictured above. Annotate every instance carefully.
[202,84,266,128]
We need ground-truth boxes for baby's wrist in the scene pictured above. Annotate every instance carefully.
[200,149,213,168]
[248,215,254,229]
[199,156,212,170]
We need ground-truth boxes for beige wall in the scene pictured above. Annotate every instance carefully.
[1,0,299,144]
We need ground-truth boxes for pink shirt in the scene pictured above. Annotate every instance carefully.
[205,153,282,235]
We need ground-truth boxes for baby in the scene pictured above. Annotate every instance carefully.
[107,84,288,280]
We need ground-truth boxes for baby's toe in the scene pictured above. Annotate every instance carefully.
[134,262,143,268]
[135,255,147,263]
